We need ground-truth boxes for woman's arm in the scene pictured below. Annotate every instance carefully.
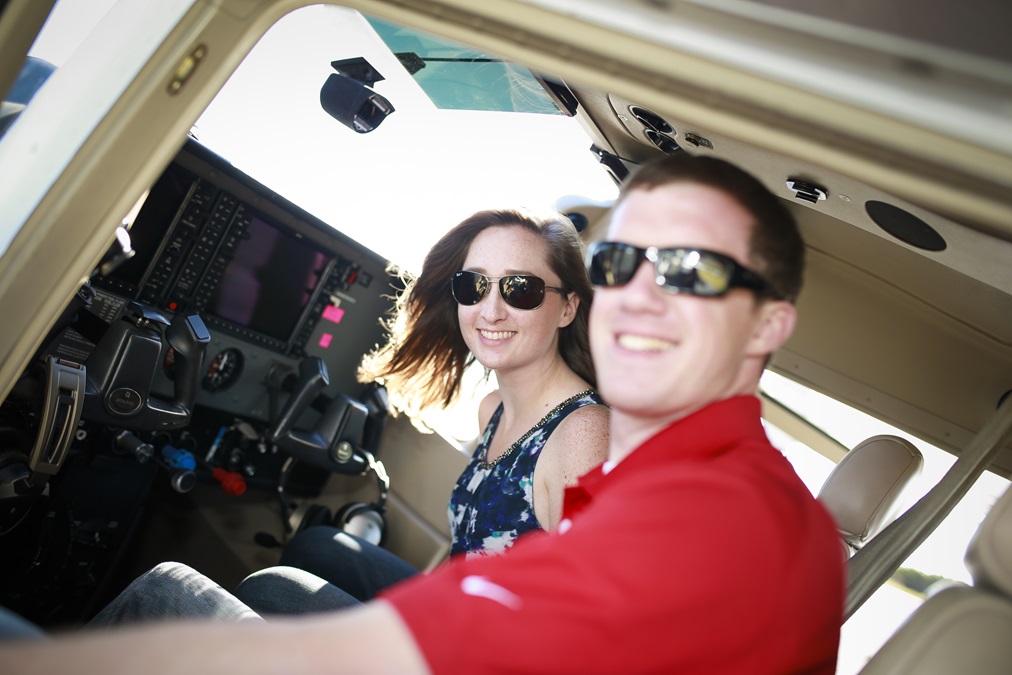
[533,404,610,530]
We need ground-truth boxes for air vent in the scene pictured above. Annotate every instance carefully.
[629,105,673,134]
[628,105,681,154]
[645,129,681,155]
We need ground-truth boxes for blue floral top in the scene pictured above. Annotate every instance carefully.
[447,389,606,559]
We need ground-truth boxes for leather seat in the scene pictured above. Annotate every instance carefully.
[817,435,923,557]
[857,483,1012,674]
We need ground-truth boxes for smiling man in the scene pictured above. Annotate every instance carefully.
[2,155,843,674]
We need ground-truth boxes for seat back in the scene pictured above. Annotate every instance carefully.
[858,484,1012,674]
[817,435,923,557]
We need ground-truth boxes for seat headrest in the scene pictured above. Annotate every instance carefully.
[817,435,923,553]
[965,485,1012,598]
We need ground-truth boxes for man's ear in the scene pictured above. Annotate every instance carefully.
[748,300,797,356]
[558,293,580,329]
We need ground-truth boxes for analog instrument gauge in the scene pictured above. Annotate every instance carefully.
[203,347,244,392]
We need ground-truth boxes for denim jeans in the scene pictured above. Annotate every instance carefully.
[234,527,418,615]
[86,561,264,627]
[1,528,420,635]
[0,562,258,639]
[234,566,361,615]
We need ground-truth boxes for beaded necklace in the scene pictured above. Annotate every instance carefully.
[479,388,597,469]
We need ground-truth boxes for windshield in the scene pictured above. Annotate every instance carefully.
[192,6,617,277]
[366,16,568,114]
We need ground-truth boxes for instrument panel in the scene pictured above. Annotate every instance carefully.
[55,138,395,424]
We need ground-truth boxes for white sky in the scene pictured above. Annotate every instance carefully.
[191,6,619,275]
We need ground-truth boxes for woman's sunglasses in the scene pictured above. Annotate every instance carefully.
[587,241,782,298]
[451,271,567,310]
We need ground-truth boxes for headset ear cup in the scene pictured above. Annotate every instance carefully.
[289,503,333,534]
[334,502,385,547]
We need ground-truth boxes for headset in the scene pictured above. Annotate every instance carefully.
[282,449,389,546]
[333,501,385,546]
[331,448,389,546]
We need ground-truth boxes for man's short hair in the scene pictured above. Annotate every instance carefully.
[618,154,805,303]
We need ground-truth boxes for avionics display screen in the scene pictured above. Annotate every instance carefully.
[112,164,195,289]
[205,215,330,342]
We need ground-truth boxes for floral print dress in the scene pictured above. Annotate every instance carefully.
[447,389,606,559]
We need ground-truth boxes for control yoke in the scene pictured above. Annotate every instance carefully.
[267,356,370,475]
[83,303,209,430]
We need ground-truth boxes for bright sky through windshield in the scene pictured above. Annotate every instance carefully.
[194,6,619,275]
[31,3,619,275]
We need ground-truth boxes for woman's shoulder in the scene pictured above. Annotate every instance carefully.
[556,398,610,439]
[477,390,503,428]
[538,395,610,486]
[546,392,610,454]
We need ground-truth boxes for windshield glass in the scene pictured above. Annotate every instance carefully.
[366,16,567,114]
[193,5,617,279]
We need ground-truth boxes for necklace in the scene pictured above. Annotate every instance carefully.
[479,388,596,469]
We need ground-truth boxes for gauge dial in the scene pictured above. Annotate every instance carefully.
[202,347,244,392]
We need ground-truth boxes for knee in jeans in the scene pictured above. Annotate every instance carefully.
[239,566,328,592]
[139,561,197,585]
[149,561,191,576]
[286,527,342,552]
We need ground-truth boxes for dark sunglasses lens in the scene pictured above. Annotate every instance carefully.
[452,271,487,305]
[589,243,639,287]
[656,249,731,296]
[588,244,738,296]
[500,275,546,310]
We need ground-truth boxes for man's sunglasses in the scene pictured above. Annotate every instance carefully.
[451,271,567,310]
[587,241,782,298]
